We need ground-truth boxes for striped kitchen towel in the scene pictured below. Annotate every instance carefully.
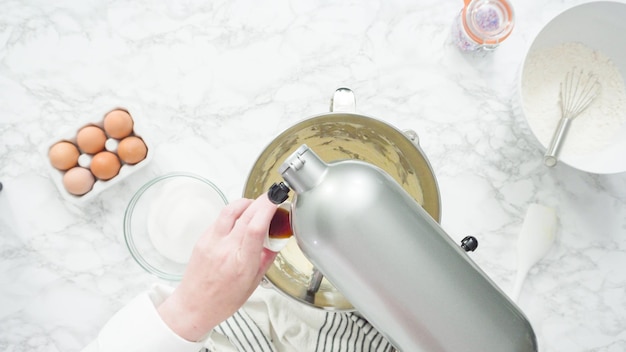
[209,286,394,352]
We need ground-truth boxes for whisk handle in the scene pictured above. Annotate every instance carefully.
[544,117,572,167]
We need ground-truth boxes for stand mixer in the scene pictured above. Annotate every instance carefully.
[266,145,537,352]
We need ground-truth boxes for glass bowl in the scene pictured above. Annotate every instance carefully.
[124,172,228,281]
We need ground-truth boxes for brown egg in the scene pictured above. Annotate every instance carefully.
[77,125,107,154]
[117,136,148,165]
[63,167,95,196]
[49,141,80,170]
[90,151,121,180]
[104,110,134,139]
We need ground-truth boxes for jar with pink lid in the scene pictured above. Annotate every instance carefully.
[452,0,515,51]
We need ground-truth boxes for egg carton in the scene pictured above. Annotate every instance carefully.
[41,104,153,204]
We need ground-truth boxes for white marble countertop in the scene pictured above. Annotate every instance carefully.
[1,0,625,351]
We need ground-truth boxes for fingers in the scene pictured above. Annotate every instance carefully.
[236,194,278,257]
[212,198,254,236]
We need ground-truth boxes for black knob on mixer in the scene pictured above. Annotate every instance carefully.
[460,236,478,252]
[268,182,290,204]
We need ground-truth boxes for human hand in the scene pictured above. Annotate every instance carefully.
[157,193,279,341]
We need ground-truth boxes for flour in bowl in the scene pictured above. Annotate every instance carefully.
[522,42,626,155]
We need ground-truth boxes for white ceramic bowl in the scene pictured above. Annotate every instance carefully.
[124,173,228,281]
[518,1,626,174]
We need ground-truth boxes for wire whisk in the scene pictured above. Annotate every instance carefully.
[544,68,601,167]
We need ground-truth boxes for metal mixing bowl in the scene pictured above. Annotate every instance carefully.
[244,89,441,310]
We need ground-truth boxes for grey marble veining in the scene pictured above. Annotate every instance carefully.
[1,0,626,351]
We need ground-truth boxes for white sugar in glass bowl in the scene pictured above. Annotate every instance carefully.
[124,172,228,280]
[518,1,626,174]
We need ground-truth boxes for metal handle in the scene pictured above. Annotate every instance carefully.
[330,88,356,112]
[403,129,420,147]
[544,117,572,167]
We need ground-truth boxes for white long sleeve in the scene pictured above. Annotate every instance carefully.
[82,284,207,352]
[82,284,393,352]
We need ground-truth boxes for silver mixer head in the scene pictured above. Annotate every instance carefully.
[269,144,537,352]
